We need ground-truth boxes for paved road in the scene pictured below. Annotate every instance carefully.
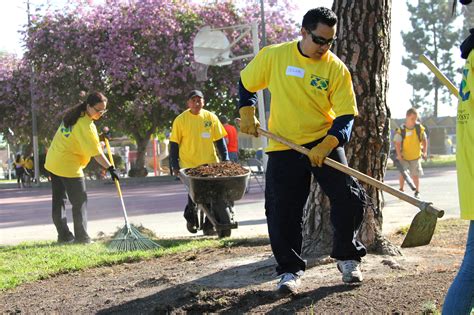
[0,167,459,245]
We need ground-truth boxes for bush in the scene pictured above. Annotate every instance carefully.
[238,148,257,161]
[84,154,124,180]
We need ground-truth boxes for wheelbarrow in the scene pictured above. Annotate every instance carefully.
[179,168,250,238]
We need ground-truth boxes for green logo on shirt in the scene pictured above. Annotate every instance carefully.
[60,124,72,138]
[310,75,329,91]
[204,121,212,128]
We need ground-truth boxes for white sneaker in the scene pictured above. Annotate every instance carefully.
[276,272,301,294]
[337,260,363,283]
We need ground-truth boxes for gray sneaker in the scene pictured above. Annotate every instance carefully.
[276,272,301,294]
[337,260,363,283]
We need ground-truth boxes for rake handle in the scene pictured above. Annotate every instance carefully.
[258,128,444,218]
[419,55,459,97]
[104,138,130,226]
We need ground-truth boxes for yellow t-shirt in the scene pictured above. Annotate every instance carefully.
[457,50,474,220]
[45,115,102,178]
[24,158,33,170]
[240,40,358,152]
[394,125,426,161]
[170,109,227,168]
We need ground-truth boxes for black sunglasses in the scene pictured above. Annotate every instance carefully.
[305,28,337,46]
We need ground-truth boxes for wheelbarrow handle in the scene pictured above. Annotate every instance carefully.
[257,128,444,218]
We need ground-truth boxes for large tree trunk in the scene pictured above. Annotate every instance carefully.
[302,0,401,259]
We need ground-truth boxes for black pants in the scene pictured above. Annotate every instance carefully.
[265,142,366,276]
[51,173,90,242]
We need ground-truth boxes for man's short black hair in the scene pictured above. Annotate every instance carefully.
[302,7,337,31]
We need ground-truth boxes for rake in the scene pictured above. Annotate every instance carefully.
[104,138,161,251]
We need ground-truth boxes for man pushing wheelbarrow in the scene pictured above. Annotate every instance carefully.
[169,90,231,235]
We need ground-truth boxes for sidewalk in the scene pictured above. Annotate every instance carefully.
[0,168,459,245]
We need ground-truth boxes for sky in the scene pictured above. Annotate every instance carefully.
[0,0,460,118]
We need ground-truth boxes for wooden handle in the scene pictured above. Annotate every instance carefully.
[258,128,444,218]
[419,55,459,97]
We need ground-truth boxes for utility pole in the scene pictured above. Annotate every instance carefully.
[259,0,271,120]
[27,0,40,186]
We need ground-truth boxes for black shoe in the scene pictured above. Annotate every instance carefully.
[57,237,75,244]
[202,219,216,236]
[74,238,94,244]
[186,221,198,234]
[414,191,420,199]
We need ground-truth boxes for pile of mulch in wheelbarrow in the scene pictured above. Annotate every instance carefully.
[185,162,249,177]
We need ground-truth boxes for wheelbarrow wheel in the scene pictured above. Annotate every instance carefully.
[215,201,232,238]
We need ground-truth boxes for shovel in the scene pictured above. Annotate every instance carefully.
[257,128,445,248]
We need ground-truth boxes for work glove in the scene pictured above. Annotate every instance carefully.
[239,106,260,137]
[108,166,120,182]
[308,135,339,167]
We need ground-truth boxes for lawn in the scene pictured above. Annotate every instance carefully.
[0,237,239,291]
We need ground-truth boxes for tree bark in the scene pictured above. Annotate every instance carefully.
[302,0,401,258]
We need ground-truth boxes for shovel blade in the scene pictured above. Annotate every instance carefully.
[401,210,438,248]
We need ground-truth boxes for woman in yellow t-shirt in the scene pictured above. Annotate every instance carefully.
[443,1,474,313]
[44,92,120,244]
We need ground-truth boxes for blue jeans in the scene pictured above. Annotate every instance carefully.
[443,220,474,314]
[264,142,366,276]
[229,152,239,162]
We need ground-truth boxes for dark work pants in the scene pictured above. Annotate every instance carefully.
[51,173,90,242]
[265,143,366,276]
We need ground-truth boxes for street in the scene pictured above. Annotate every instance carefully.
[0,166,459,245]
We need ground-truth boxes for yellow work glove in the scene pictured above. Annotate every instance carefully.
[308,135,339,167]
[239,106,260,137]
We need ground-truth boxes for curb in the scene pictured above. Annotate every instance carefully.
[0,175,181,190]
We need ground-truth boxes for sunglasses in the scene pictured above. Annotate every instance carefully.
[306,28,337,46]
[91,105,108,115]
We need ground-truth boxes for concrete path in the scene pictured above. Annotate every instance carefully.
[0,167,459,245]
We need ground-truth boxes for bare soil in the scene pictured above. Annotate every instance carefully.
[0,220,468,314]
[185,162,249,177]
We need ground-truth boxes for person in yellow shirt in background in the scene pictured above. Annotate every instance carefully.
[44,92,120,244]
[393,108,428,199]
[23,153,34,188]
[238,7,367,294]
[169,90,229,235]
[443,1,474,313]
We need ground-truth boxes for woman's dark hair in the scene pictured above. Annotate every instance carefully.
[63,92,107,128]
[15,154,22,163]
[302,7,338,31]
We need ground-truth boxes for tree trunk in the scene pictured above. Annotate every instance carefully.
[130,130,154,177]
[302,0,401,259]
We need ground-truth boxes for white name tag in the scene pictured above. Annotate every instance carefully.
[286,66,305,78]
[201,132,211,139]
[406,131,413,136]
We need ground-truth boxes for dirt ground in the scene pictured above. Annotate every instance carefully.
[0,220,468,314]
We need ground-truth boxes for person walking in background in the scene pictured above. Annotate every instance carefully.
[220,115,239,162]
[23,153,34,188]
[44,92,120,244]
[14,153,25,189]
[443,1,474,313]
[393,108,428,199]
[238,7,367,294]
[169,90,229,234]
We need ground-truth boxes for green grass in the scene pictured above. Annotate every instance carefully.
[387,154,456,170]
[0,237,248,291]
[421,155,456,168]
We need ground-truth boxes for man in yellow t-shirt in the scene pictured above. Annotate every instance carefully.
[169,90,229,234]
[238,7,367,293]
[393,108,428,199]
